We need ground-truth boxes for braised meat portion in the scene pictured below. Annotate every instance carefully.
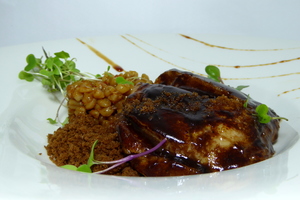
[118,69,280,176]
[155,69,279,144]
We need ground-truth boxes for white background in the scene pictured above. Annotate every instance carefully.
[1,0,300,47]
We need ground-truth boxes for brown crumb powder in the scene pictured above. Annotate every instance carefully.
[45,113,140,176]
[123,90,204,115]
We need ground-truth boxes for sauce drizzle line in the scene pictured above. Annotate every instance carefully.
[121,35,206,76]
[76,38,124,72]
[122,35,300,80]
[126,34,169,53]
[180,34,300,51]
[278,87,300,96]
[127,34,300,68]
[223,72,300,80]
[77,36,298,98]
[217,57,300,68]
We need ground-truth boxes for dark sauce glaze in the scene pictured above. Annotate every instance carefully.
[118,69,280,176]
[76,38,124,72]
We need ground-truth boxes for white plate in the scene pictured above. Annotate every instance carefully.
[0,34,299,200]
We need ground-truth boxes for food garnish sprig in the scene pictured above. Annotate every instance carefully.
[255,104,288,124]
[61,138,167,173]
[205,65,224,84]
[205,65,288,124]
[205,65,249,91]
[18,48,100,95]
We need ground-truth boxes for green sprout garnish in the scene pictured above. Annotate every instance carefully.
[205,65,224,84]
[255,104,288,124]
[48,116,68,125]
[205,65,249,91]
[115,76,134,85]
[235,85,249,91]
[243,94,250,108]
[61,140,99,173]
[18,48,98,95]
[47,118,57,125]
[61,138,167,174]
[103,66,114,77]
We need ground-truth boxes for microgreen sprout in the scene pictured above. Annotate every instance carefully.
[46,96,68,125]
[61,138,167,174]
[235,85,249,91]
[18,49,98,95]
[205,65,224,84]
[243,94,250,108]
[115,76,134,85]
[47,116,69,125]
[61,140,99,173]
[255,104,288,124]
[47,118,57,125]
[205,65,249,91]
[103,66,114,77]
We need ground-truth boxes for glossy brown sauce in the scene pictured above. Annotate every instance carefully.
[76,38,124,72]
[180,34,300,51]
[119,69,279,176]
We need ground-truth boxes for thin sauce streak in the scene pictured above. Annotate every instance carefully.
[127,34,210,66]
[216,57,300,68]
[278,87,300,96]
[223,72,300,80]
[128,34,300,68]
[121,35,206,76]
[122,36,300,80]
[180,34,300,51]
[76,38,124,72]
[127,34,168,53]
